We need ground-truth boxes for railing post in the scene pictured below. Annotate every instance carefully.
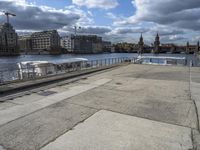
[17,69,21,80]
[45,66,47,76]
[96,60,98,68]
[92,60,94,68]
[0,71,3,84]
[32,67,35,79]
[28,66,30,79]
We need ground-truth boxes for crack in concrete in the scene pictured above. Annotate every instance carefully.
[189,64,200,131]
[38,110,98,150]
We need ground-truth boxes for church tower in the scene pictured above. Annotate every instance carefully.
[194,41,200,55]
[138,33,144,54]
[154,33,160,54]
[186,41,190,54]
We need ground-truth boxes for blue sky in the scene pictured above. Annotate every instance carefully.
[0,0,200,44]
[29,0,135,26]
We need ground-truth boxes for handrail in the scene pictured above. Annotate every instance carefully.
[0,57,134,85]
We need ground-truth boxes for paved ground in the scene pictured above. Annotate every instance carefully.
[42,110,193,150]
[0,64,199,150]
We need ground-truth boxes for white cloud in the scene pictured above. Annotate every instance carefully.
[106,12,117,20]
[106,0,200,44]
[1,0,26,5]
[111,27,149,34]
[0,1,83,31]
[119,0,200,31]
[192,35,200,42]
[72,0,118,9]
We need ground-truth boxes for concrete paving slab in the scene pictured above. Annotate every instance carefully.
[105,64,189,82]
[138,66,189,82]
[42,110,193,150]
[67,78,197,129]
[190,70,200,130]
[0,78,111,126]
[9,93,46,105]
[192,129,200,150]
[191,67,200,83]
[79,65,196,129]
[0,101,97,150]
[104,77,190,101]
[45,87,68,93]
[0,102,17,111]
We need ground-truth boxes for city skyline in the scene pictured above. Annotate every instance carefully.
[0,0,200,44]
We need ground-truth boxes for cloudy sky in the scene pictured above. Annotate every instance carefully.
[0,0,200,44]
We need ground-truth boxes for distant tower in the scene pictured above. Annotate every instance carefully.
[194,41,200,55]
[154,33,160,54]
[138,33,144,54]
[186,41,190,54]
[197,41,200,52]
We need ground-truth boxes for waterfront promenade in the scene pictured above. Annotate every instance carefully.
[0,64,200,150]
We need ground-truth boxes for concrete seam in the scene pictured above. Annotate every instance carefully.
[189,63,200,132]
[63,99,195,130]
[38,110,99,150]
[191,129,195,150]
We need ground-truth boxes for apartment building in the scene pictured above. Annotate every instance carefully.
[73,35,103,54]
[0,23,19,56]
[31,30,61,54]
[18,35,32,54]
[60,35,74,52]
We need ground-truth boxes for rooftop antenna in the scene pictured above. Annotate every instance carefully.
[2,11,16,24]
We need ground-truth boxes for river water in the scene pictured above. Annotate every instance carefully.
[0,53,198,82]
[0,53,197,72]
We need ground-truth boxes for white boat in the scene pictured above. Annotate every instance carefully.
[136,56,186,66]
[17,58,88,80]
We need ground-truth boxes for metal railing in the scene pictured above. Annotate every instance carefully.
[0,57,135,85]
[0,55,199,85]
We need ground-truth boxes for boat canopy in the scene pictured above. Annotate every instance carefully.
[138,56,186,60]
[18,58,88,68]
[53,58,88,65]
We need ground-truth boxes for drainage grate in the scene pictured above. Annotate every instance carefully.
[116,82,122,85]
[37,90,57,96]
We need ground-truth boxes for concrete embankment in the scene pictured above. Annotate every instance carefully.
[0,64,199,150]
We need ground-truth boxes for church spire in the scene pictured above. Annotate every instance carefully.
[138,33,144,54]
[197,41,200,52]
[156,32,159,37]
[154,32,160,53]
[139,33,143,42]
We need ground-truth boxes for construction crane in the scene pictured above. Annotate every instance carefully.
[74,26,81,36]
[2,11,16,24]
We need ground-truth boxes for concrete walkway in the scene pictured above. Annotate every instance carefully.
[0,64,199,150]
[0,78,111,126]
[190,67,200,130]
[42,110,193,150]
